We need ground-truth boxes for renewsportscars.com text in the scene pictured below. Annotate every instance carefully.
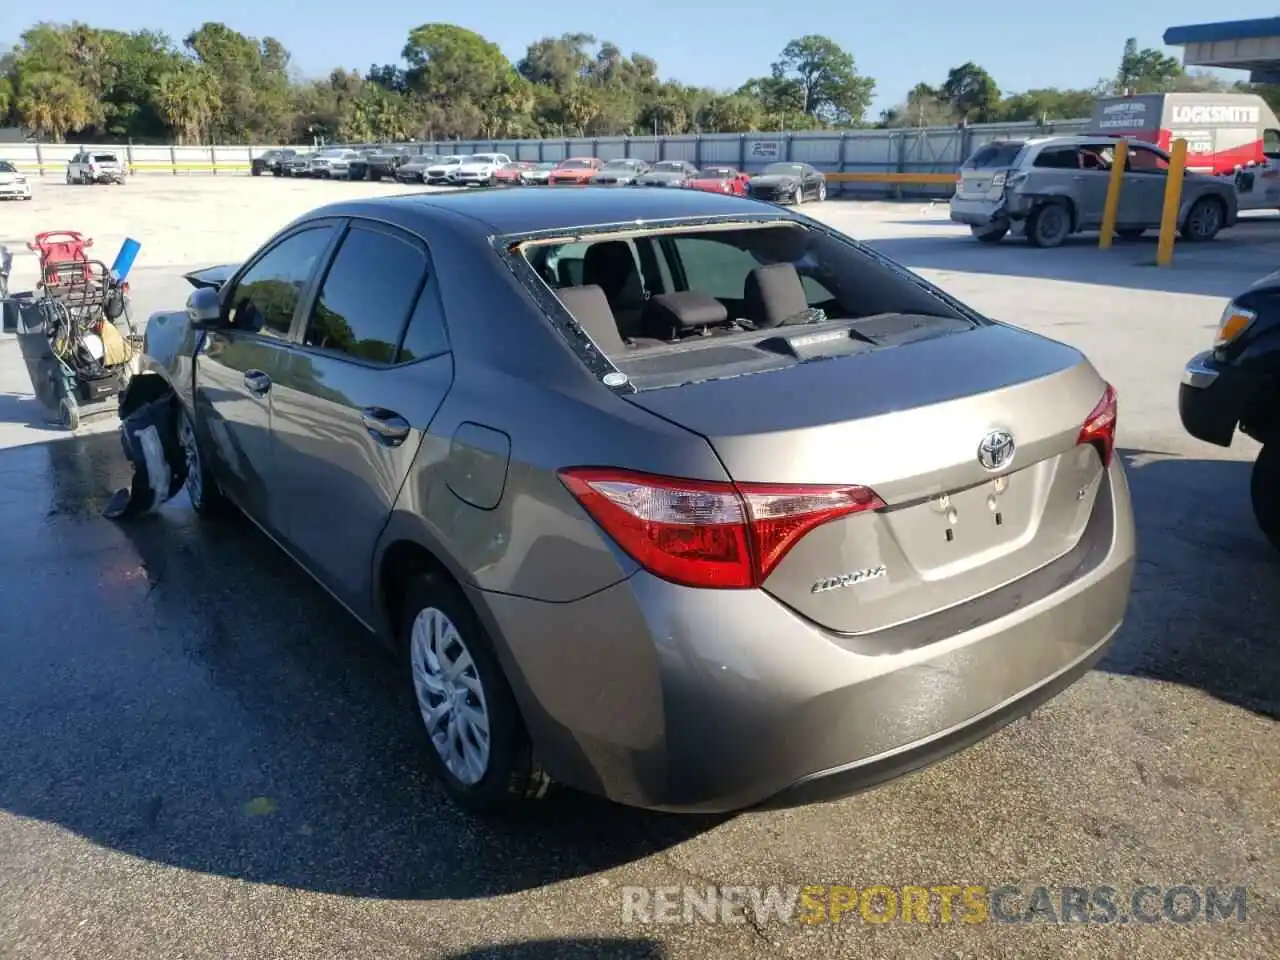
[621,884,1249,926]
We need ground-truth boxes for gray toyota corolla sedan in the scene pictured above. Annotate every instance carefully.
[132,188,1135,815]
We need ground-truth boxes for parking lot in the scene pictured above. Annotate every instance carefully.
[0,177,1276,960]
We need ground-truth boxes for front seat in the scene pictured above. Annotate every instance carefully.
[743,262,810,328]
[582,241,646,338]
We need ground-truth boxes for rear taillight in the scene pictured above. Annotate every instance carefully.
[1077,384,1118,467]
[558,468,884,589]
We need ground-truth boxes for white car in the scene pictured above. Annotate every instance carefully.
[0,160,32,200]
[425,155,466,183]
[451,153,512,186]
[308,148,360,179]
[66,150,126,185]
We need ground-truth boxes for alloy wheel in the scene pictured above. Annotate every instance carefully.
[410,606,492,785]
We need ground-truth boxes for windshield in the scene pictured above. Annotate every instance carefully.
[0,161,16,173]
[761,163,803,176]
[653,162,685,172]
[516,221,974,389]
[470,155,501,164]
[602,161,639,169]
[442,156,465,164]
[699,168,735,178]
[963,142,1026,169]
[558,160,594,169]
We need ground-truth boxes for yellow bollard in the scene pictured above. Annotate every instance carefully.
[1098,140,1128,249]
[1156,138,1189,267]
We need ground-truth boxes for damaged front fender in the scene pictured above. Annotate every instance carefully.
[137,309,202,412]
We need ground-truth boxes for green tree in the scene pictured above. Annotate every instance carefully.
[769,35,875,125]
[698,94,764,133]
[999,87,1098,123]
[153,59,219,143]
[1115,37,1183,94]
[14,71,94,141]
[941,62,1000,123]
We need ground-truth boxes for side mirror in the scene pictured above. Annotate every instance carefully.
[186,287,223,329]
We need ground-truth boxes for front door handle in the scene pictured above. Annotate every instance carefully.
[361,408,411,447]
[243,369,272,396]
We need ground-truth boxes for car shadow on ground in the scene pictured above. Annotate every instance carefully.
[0,431,722,902]
[1,432,1275,907]
[1102,449,1279,719]
[0,390,54,427]
[867,222,1280,298]
[439,939,666,959]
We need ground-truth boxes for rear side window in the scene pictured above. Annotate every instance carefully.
[1033,147,1079,169]
[303,226,426,364]
[94,154,118,162]
[963,142,1025,169]
[670,237,759,300]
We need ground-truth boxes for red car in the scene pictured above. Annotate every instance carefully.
[686,166,751,196]
[548,157,602,185]
[494,161,535,185]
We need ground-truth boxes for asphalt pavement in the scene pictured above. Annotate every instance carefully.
[0,186,1276,960]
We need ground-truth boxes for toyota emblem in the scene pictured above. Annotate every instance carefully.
[977,430,1016,471]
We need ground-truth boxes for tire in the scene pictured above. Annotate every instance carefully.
[793,184,805,206]
[177,406,231,517]
[251,168,262,177]
[271,169,282,177]
[1027,200,1071,248]
[59,397,79,431]
[817,181,827,202]
[971,223,1009,244]
[65,171,72,185]
[1251,442,1280,552]
[401,572,546,813]
[1116,227,1146,240]
[1180,197,1226,243]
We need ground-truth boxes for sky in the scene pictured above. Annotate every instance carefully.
[1,3,1271,116]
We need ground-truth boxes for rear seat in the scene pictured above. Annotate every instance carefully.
[555,285,663,352]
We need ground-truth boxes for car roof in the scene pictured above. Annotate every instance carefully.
[309,187,789,237]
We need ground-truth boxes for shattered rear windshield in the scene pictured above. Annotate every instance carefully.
[511,220,979,390]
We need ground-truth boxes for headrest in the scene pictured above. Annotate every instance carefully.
[744,262,809,329]
[643,291,728,339]
[555,284,626,353]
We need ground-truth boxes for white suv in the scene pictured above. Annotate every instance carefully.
[0,160,31,200]
[452,153,511,186]
[67,150,126,185]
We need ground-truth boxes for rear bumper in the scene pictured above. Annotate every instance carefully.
[950,196,1006,226]
[1178,349,1257,447]
[476,457,1136,813]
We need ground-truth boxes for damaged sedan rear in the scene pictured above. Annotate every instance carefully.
[126,188,1135,816]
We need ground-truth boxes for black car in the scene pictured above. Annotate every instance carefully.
[745,162,827,205]
[1179,270,1280,549]
[253,148,298,177]
[345,150,380,181]
[364,148,413,181]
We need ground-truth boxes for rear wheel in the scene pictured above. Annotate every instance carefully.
[401,572,546,813]
[1027,200,1071,248]
[971,223,1009,244]
[1251,442,1280,552]
[817,181,827,202]
[1181,197,1225,242]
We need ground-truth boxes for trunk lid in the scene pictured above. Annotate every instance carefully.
[623,323,1111,635]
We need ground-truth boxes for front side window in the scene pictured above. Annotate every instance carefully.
[303,225,427,364]
[229,227,335,338]
[1127,147,1170,173]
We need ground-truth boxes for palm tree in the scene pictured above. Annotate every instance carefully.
[14,71,94,142]
[154,61,219,144]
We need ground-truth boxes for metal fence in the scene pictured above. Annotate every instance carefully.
[4,118,1093,198]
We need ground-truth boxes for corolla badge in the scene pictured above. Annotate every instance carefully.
[811,565,887,594]
[977,429,1016,472]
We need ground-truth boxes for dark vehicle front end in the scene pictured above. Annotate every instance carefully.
[369,152,409,180]
[251,150,277,176]
[1179,270,1280,548]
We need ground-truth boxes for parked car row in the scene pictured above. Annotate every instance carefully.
[253,147,829,204]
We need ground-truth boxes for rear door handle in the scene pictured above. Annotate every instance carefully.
[243,369,272,396]
[361,408,411,447]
